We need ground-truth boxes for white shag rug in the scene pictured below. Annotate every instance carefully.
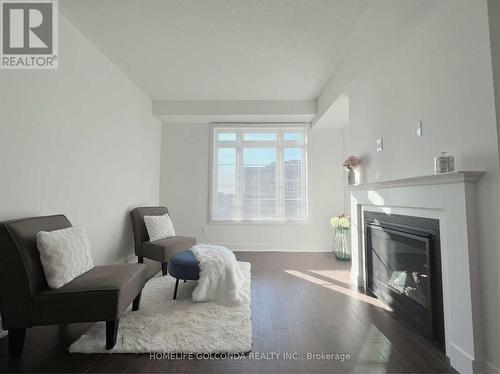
[69,261,252,354]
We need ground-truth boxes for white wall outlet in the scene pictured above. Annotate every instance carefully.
[376,138,383,152]
[201,225,208,235]
[415,120,423,137]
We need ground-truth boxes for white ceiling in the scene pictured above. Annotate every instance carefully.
[60,0,368,101]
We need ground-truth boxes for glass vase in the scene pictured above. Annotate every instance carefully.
[347,168,355,185]
[332,228,351,261]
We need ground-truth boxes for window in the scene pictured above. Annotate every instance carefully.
[210,125,308,222]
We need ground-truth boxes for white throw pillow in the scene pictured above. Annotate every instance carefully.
[36,225,94,289]
[144,214,176,241]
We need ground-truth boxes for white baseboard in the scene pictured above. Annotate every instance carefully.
[209,243,331,252]
[115,254,138,264]
[448,343,475,374]
[482,359,500,373]
[116,245,332,258]
[448,345,500,374]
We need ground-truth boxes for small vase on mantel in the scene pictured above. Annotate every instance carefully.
[343,155,361,186]
[347,167,355,185]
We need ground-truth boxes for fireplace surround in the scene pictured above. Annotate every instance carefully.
[349,171,483,374]
[364,211,445,351]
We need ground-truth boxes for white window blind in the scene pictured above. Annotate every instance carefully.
[210,125,308,222]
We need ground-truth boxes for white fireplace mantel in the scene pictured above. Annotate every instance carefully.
[348,171,484,374]
[348,171,484,190]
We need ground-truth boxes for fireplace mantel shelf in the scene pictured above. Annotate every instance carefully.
[348,171,484,190]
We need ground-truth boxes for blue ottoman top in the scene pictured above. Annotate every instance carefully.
[168,250,200,280]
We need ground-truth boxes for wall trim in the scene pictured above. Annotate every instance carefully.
[115,254,138,264]
[207,243,331,252]
[115,246,333,262]
[448,343,475,374]
[482,358,500,373]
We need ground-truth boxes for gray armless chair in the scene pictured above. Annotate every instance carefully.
[0,215,147,357]
[130,207,196,275]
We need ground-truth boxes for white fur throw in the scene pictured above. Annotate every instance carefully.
[191,244,248,306]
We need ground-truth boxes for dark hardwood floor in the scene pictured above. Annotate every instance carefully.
[0,252,454,373]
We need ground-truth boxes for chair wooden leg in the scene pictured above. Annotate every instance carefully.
[8,328,25,358]
[132,292,142,311]
[106,319,119,350]
[173,278,180,300]
[161,262,168,276]
[138,256,144,263]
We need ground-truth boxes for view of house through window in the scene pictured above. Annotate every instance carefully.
[211,125,308,222]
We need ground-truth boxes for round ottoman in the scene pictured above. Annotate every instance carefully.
[168,250,200,299]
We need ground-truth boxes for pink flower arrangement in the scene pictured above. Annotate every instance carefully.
[343,155,361,170]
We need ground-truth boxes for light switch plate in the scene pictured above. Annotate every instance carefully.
[416,120,423,137]
[376,138,383,152]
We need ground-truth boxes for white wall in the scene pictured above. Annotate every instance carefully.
[489,0,500,160]
[341,1,499,370]
[160,123,345,251]
[0,14,161,265]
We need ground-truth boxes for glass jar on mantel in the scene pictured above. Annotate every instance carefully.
[332,228,351,261]
[346,167,356,185]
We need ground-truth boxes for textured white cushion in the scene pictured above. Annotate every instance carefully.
[144,214,176,241]
[36,225,94,289]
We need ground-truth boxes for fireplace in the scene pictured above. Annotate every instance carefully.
[364,211,445,351]
[350,172,483,372]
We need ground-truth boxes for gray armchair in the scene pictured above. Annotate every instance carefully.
[130,207,196,275]
[0,215,147,357]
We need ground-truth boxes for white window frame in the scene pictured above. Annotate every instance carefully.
[209,123,309,224]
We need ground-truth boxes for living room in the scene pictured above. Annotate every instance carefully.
[0,1,499,373]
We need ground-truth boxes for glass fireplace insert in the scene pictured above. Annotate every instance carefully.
[364,211,445,351]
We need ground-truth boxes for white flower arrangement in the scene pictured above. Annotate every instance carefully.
[330,215,351,230]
